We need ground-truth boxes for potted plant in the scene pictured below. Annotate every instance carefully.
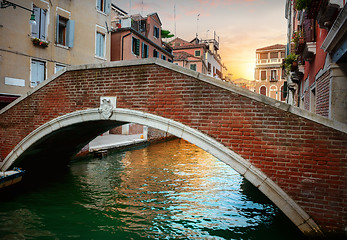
[31,38,49,48]
[295,0,310,10]
[282,53,299,74]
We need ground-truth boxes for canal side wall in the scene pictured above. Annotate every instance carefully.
[0,59,346,237]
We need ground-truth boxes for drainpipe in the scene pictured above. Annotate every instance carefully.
[121,32,131,60]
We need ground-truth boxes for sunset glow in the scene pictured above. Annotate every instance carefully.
[115,0,287,80]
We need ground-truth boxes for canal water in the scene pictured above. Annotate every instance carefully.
[0,139,306,239]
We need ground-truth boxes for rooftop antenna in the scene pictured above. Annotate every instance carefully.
[196,14,200,42]
[141,0,144,15]
[174,0,176,37]
[129,0,131,15]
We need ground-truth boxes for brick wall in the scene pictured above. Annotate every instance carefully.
[0,63,346,235]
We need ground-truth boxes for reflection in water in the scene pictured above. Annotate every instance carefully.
[0,139,305,239]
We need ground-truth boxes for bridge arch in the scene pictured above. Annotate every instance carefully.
[0,107,322,235]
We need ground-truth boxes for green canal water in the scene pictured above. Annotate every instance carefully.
[0,139,306,239]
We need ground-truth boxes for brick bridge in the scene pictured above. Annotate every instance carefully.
[0,59,346,238]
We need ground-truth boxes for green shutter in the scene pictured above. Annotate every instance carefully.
[135,39,140,55]
[283,81,288,99]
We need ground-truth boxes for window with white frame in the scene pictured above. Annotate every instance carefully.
[55,64,66,73]
[96,0,110,14]
[31,59,45,87]
[270,70,277,81]
[32,6,47,40]
[96,31,105,58]
[56,15,75,47]
[195,50,201,57]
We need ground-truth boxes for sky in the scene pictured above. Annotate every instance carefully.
[114,0,287,80]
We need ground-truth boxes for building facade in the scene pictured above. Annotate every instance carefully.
[0,0,113,109]
[254,44,286,101]
[170,34,225,79]
[284,0,347,123]
[110,11,173,62]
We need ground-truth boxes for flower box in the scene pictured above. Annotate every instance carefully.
[32,38,49,48]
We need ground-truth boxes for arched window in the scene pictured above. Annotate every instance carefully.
[260,86,266,96]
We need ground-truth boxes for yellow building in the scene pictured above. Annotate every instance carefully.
[254,44,286,101]
[0,0,112,108]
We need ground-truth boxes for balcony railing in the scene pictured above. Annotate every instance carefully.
[256,58,283,64]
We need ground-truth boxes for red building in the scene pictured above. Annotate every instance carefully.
[170,34,225,79]
[285,0,346,123]
[110,9,173,62]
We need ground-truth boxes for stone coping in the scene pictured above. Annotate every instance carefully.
[1,58,346,134]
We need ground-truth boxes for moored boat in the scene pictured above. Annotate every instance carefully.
[0,168,25,189]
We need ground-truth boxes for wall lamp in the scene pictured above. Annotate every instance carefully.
[1,0,36,25]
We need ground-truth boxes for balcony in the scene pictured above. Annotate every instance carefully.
[256,58,283,65]
[303,42,317,62]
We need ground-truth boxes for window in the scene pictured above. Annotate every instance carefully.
[153,49,159,58]
[161,55,166,61]
[261,70,266,80]
[132,37,140,56]
[154,26,160,38]
[142,43,149,58]
[195,50,201,57]
[31,60,45,87]
[260,86,266,96]
[56,16,75,47]
[32,6,47,40]
[96,32,105,58]
[190,64,197,71]
[208,63,211,73]
[55,64,66,73]
[270,52,278,59]
[259,53,268,59]
[270,70,277,81]
[96,0,110,14]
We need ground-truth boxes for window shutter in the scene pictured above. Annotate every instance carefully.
[31,61,38,87]
[96,33,100,56]
[283,81,288,99]
[56,15,59,43]
[135,39,140,55]
[66,20,75,48]
[96,0,101,11]
[142,42,145,58]
[104,0,111,14]
[38,62,45,84]
[100,34,105,57]
[40,9,46,40]
[31,7,40,38]
[146,45,148,58]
